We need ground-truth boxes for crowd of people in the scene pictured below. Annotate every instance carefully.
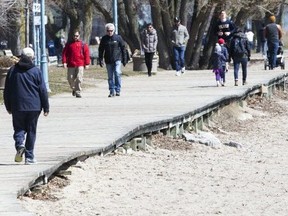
[213,10,282,87]
[3,10,283,165]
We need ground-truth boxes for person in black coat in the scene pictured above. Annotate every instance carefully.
[98,23,127,97]
[4,47,49,165]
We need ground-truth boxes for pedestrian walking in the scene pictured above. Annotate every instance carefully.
[264,15,283,70]
[212,43,226,87]
[229,28,251,86]
[98,23,127,97]
[215,10,236,45]
[171,17,189,76]
[141,23,158,77]
[62,30,90,98]
[218,38,229,86]
[3,47,49,165]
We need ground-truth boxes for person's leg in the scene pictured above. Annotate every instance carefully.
[67,67,76,93]
[12,111,26,150]
[114,60,122,95]
[241,58,248,84]
[12,111,26,162]
[267,42,276,69]
[173,47,180,74]
[25,111,41,161]
[147,52,154,76]
[272,41,279,69]
[75,66,84,97]
[221,65,226,84]
[233,59,240,86]
[179,46,186,73]
[106,64,115,96]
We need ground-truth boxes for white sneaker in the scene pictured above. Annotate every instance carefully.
[181,67,185,74]
[175,71,181,76]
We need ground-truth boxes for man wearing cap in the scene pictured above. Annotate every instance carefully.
[264,15,283,69]
[171,17,189,76]
[4,47,49,165]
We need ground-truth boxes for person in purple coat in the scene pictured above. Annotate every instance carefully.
[4,47,49,165]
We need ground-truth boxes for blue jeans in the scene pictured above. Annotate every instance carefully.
[12,111,41,160]
[173,46,185,71]
[267,41,279,69]
[233,58,248,82]
[106,60,122,94]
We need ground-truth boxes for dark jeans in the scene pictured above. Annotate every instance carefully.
[173,46,185,71]
[12,111,41,160]
[267,41,279,69]
[233,57,248,82]
[144,52,155,76]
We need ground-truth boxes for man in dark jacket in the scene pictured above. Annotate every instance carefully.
[98,23,127,97]
[229,28,251,86]
[4,47,49,165]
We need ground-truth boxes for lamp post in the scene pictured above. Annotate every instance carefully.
[40,0,50,92]
[113,0,118,34]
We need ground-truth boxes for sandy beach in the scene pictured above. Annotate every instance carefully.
[21,89,288,216]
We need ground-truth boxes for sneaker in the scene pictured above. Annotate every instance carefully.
[116,92,120,96]
[175,71,181,76]
[72,90,76,96]
[15,146,25,162]
[108,93,115,97]
[75,93,82,98]
[181,67,185,74]
[216,81,220,87]
[234,80,238,86]
[25,158,37,165]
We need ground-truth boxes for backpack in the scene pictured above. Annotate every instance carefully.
[231,37,246,57]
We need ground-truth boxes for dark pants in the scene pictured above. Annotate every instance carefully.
[267,41,279,69]
[144,52,154,76]
[233,57,248,83]
[12,111,41,160]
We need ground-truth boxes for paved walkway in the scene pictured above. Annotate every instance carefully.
[0,54,287,215]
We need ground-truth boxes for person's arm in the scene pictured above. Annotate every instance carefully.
[62,44,68,68]
[277,25,283,39]
[84,43,90,67]
[119,35,127,66]
[154,31,158,51]
[184,26,189,44]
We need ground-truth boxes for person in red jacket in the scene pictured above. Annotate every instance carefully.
[62,30,90,98]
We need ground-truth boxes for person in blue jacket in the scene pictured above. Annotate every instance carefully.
[3,47,49,165]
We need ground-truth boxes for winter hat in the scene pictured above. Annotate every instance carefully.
[22,47,35,59]
[215,43,221,52]
[218,38,225,45]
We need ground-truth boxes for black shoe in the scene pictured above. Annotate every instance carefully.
[75,93,82,98]
[72,90,76,96]
[108,93,114,97]
[116,93,120,96]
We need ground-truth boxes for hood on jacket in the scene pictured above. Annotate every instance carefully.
[15,55,35,72]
